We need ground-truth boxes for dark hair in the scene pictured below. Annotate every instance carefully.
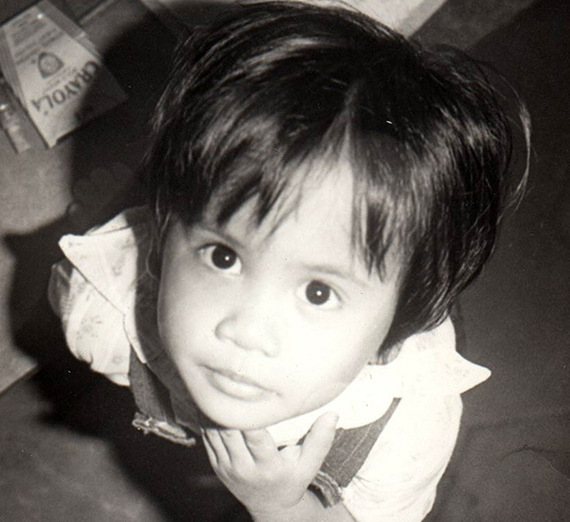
[145,1,529,349]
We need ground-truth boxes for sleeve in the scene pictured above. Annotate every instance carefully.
[48,256,132,386]
[342,393,462,522]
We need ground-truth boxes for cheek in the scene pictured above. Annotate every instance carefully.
[299,312,393,385]
[286,323,378,391]
[157,267,218,358]
[362,317,394,357]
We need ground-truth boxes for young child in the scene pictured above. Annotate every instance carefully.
[48,2,528,521]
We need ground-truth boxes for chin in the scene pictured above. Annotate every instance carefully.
[198,401,285,431]
[202,411,270,430]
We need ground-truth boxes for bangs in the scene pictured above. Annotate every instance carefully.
[146,1,525,347]
[173,96,410,280]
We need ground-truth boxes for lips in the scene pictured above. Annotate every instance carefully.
[204,366,273,401]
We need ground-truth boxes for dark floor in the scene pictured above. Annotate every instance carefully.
[423,1,570,519]
[2,0,570,521]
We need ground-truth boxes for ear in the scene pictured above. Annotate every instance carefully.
[372,340,403,365]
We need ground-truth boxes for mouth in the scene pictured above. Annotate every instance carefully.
[204,367,273,401]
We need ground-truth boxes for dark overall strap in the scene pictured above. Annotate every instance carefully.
[129,349,400,503]
[310,397,401,507]
[129,350,196,446]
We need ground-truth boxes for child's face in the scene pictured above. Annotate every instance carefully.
[158,163,402,430]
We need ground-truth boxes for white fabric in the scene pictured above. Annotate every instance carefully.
[49,207,491,522]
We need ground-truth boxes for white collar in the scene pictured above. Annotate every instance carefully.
[266,318,490,444]
[59,208,491,446]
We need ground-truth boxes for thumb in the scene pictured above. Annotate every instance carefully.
[299,412,338,473]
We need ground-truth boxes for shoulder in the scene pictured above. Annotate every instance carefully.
[367,393,463,472]
[339,318,487,522]
[55,206,153,312]
[49,207,154,385]
[343,393,462,522]
[383,318,491,397]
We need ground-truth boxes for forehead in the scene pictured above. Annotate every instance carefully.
[208,160,352,236]
[203,160,401,281]
[269,167,354,256]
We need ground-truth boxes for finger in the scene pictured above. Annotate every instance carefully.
[242,429,279,462]
[204,428,230,467]
[202,430,219,468]
[219,429,255,466]
[300,413,338,472]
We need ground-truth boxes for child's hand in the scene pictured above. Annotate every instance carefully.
[202,413,338,519]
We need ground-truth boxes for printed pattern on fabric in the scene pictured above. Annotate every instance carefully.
[48,207,493,522]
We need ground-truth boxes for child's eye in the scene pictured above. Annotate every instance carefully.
[303,280,340,308]
[199,244,242,274]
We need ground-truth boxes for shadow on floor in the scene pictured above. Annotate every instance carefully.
[1,0,570,520]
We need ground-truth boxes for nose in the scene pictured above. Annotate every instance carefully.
[214,300,279,357]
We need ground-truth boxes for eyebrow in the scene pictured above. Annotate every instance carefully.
[189,223,247,250]
[302,262,370,288]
